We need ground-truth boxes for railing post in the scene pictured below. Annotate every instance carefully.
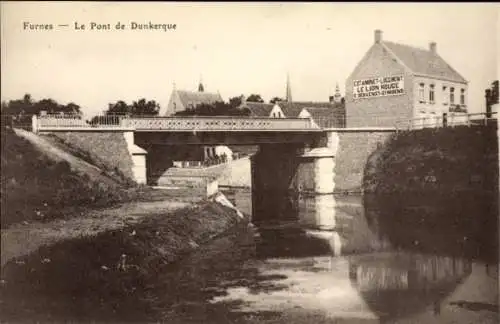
[466,113,471,127]
[32,114,38,133]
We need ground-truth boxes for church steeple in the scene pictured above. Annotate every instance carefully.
[286,73,292,103]
[198,74,204,92]
[333,82,342,103]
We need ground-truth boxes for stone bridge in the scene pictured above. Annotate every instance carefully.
[32,114,398,220]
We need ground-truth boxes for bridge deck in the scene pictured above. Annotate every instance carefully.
[35,116,322,132]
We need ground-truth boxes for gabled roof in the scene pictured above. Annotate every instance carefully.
[301,107,345,128]
[382,41,467,83]
[276,101,345,118]
[176,90,223,108]
[238,102,274,117]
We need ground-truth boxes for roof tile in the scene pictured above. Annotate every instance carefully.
[238,102,274,117]
[177,90,223,109]
[382,41,467,83]
[277,101,345,118]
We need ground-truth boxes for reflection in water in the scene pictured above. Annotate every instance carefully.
[349,253,473,321]
[298,194,337,230]
[363,192,499,263]
[350,253,471,292]
[219,189,497,323]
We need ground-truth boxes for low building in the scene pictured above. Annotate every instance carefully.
[238,100,282,117]
[276,100,346,128]
[162,81,223,116]
[485,80,499,116]
[346,30,468,128]
[238,79,346,127]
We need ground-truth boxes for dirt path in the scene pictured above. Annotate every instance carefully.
[1,199,191,267]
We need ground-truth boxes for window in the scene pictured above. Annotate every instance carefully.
[418,83,425,102]
[429,84,435,103]
[450,87,455,104]
[442,86,448,105]
[460,89,465,105]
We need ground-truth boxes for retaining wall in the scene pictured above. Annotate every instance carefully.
[46,132,135,184]
[331,131,394,193]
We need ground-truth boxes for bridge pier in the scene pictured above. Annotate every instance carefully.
[294,132,337,194]
[251,144,302,224]
[295,147,336,194]
[251,138,337,224]
[124,131,147,184]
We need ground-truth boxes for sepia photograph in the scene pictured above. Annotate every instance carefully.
[1,2,499,323]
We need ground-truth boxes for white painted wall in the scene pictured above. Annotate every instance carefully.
[270,105,285,118]
[413,76,469,118]
[203,145,233,161]
[132,154,147,184]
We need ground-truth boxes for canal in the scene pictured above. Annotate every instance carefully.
[151,188,499,324]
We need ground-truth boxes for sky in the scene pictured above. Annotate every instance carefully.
[1,2,498,118]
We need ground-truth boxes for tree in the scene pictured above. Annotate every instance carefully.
[174,101,250,117]
[131,98,160,115]
[246,94,264,103]
[1,94,83,129]
[105,99,160,116]
[270,97,284,104]
[228,96,243,109]
[33,98,62,114]
[64,103,81,114]
[106,100,130,115]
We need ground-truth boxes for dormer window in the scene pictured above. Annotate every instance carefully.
[429,84,435,104]
[418,83,425,103]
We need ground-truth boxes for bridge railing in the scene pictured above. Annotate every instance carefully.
[120,116,319,131]
[395,112,497,131]
[35,114,129,130]
[32,114,320,132]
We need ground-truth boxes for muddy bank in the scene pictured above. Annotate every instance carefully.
[0,193,248,322]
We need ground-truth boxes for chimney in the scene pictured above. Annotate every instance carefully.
[429,42,437,54]
[329,96,334,103]
[374,29,382,44]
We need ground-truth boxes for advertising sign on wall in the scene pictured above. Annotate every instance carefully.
[353,75,405,99]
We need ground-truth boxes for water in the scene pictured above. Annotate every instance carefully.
[157,188,498,324]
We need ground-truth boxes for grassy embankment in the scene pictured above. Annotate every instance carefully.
[1,126,248,321]
[1,127,143,227]
[1,127,206,227]
[0,199,245,322]
[362,124,498,262]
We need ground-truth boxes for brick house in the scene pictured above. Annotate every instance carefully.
[345,30,468,128]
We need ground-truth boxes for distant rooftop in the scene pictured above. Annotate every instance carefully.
[238,102,274,117]
[176,90,223,109]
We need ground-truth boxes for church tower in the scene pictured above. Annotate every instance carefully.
[198,75,204,92]
[286,73,293,103]
[334,83,342,103]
